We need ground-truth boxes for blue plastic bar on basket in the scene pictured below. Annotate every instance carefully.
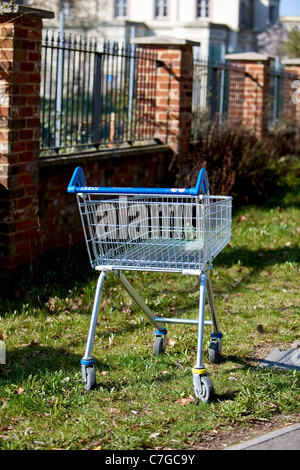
[67,166,209,196]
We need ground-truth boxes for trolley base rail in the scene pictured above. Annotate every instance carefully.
[81,267,223,402]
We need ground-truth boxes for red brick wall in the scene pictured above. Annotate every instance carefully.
[283,72,297,125]
[135,40,194,162]
[227,67,245,128]
[283,64,300,127]
[0,10,173,270]
[2,10,300,270]
[228,58,271,138]
[0,13,42,269]
[38,147,170,255]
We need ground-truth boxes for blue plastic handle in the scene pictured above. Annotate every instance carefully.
[67,167,209,196]
[68,166,87,190]
[192,168,209,195]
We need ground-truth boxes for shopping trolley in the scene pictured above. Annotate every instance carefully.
[68,167,232,402]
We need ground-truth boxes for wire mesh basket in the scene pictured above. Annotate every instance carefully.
[77,192,231,275]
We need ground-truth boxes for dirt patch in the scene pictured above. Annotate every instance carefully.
[189,414,300,450]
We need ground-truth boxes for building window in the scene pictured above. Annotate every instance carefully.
[240,2,246,25]
[115,0,127,18]
[155,0,168,18]
[269,5,276,24]
[196,0,209,18]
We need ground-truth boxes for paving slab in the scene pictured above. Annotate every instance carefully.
[259,347,300,372]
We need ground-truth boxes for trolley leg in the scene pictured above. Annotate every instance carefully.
[206,273,223,364]
[194,273,207,370]
[115,271,162,331]
[206,273,219,333]
[192,273,214,402]
[81,270,106,390]
[115,271,167,355]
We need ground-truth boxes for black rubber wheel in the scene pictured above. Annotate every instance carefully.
[193,375,214,402]
[85,366,96,391]
[153,336,165,356]
[209,340,221,363]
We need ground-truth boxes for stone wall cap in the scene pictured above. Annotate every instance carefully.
[131,35,200,46]
[282,58,300,65]
[0,4,55,19]
[225,51,272,61]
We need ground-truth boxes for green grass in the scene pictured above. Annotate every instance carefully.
[0,187,299,450]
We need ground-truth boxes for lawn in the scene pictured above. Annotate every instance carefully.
[0,185,299,450]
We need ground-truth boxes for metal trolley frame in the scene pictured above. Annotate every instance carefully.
[68,167,232,402]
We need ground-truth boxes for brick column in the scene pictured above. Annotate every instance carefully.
[132,36,198,166]
[225,52,271,138]
[0,6,54,270]
[282,58,300,127]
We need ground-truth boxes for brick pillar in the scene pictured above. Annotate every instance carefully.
[225,52,271,138]
[282,58,300,127]
[0,6,54,270]
[132,36,198,167]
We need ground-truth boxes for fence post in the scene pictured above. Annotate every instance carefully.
[225,52,271,138]
[0,6,54,270]
[132,36,198,169]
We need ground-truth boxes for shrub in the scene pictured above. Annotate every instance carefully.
[178,125,300,204]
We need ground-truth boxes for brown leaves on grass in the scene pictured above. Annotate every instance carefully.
[48,295,83,313]
[176,395,196,405]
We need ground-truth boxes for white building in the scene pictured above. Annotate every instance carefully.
[280,15,300,32]
[27,0,281,57]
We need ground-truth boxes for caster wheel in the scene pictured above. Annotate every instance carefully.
[209,339,222,363]
[153,335,165,356]
[193,374,214,403]
[153,328,167,356]
[209,333,223,364]
[81,359,97,391]
[85,366,96,391]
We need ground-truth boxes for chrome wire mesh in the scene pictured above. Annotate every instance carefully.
[77,193,232,273]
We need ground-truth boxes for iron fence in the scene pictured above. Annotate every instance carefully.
[41,33,299,156]
[40,33,158,156]
[191,59,246,139]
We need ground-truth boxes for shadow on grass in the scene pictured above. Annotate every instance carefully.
[232,183,300,211]
[1,243,298,309]
[0,239,298,387]
[2,343,91,373]
[0,343,113,389]
[216,244,299,269]
[212,244,299,293]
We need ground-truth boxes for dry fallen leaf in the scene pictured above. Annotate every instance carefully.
[176,396,195,405]
[0,332,7,341]
[110,407,120,414]
[149,432,160,439]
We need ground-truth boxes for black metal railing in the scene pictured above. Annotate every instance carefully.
[192,58,245,139]
[40,33,158,156]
